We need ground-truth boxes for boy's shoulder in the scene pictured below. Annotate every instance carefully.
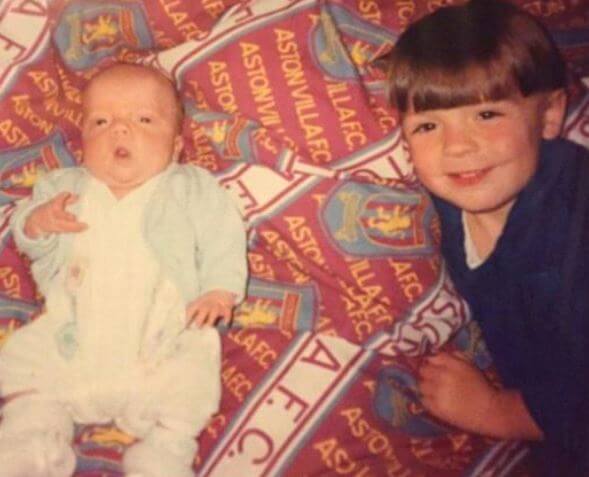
[538,138,589,197]
[544,137,589,162]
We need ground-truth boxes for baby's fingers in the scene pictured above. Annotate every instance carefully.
[188,303,231,328]
[63,192,80,206]
[216,305,233,327]
[50,193,86,232]
[52,205,78,222]
[187,307,210,328]
[52,216,87,233]
[50,192,75,210]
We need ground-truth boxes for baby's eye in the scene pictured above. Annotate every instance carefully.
[95,118,107,126]
[139,116,152,124]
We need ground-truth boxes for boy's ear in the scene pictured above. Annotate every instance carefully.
[173,135,184,161]
[541,89,567,140]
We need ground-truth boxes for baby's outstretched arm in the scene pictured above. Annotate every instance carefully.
[24,192,87,239]
[418,352,543,440]
[186,289,236,328]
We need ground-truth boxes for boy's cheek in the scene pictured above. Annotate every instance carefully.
[405,141,432,166]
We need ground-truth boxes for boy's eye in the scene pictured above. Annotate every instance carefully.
[95,118,107,126]
[478,110,501,120]
[139,116,152,123]
[412,122,436,134]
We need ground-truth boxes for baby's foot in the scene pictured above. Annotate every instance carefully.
[40,430,76,477]
[0,431,75,477]
[123,440,194,477]
[0,438,29,477]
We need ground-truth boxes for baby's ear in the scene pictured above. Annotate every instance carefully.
[541,89,567,140]
[173,135,184,161]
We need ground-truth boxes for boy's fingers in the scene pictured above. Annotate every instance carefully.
[449,350,470,363]
[419,366,445,389]
[424,352,470,373]
[418,364,436,381]
[424,352,454,366]
[417,378,437,401]
[419,356,449,377]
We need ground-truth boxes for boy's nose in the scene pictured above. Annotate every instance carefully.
[442,125,476,155]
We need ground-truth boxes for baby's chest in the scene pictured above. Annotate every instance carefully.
[69,194,158,284]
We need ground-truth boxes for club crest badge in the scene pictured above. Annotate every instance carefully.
[321,182,435,257]
[234,277,318,334]
[0,130,77,206]
[53,1,154,70]
[310,4,395,79]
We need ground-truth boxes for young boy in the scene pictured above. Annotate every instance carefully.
[0,64,247,477]
[386,0,589,474]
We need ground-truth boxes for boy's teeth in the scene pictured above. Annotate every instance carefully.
[452,169,485,178]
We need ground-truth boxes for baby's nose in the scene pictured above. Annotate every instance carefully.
[111,119,129,135]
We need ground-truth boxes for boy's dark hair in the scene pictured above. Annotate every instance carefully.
[387,0,567,113]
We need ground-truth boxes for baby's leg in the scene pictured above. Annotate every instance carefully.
[123,328,221,477]
[0,395,76,477]
[123,424,197,477]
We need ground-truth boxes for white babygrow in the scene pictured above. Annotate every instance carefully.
[0,175,221,477]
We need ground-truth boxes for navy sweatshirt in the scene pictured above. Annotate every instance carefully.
[432,138,589,475]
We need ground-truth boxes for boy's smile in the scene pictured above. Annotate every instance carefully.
[447,167,493,186]
[401,91,565,221]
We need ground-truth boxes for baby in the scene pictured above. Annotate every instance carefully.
[0,64,247,477]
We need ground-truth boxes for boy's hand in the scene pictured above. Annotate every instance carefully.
[24,192,87,239]
[186,290,236,328]
[418,351,497,434]
[418,351,544,439]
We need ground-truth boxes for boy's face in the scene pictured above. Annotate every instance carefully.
[81,66,183,198]
[401,91,565,218]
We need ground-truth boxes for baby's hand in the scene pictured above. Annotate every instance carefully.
[418,351,497,434]
[24,192,87,239]
[186,290,236,328]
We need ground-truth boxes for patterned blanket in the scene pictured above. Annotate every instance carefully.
[0,1,587,475]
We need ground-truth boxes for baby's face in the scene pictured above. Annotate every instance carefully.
[81,66,183,198]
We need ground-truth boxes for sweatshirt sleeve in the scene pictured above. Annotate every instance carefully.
[190,167,248,303]
[10,171,61,262]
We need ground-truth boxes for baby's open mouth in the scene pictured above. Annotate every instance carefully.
[114,146,130,159]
